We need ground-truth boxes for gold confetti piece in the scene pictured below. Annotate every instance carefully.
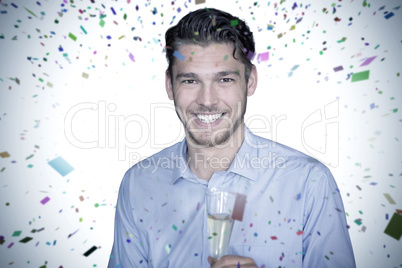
[0,152,10,158]
[23,7,38,18]
[384,193,396,205]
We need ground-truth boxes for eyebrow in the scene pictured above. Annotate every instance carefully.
[213,70,241,79]
[175,70,241,81]
[175,72,200,80]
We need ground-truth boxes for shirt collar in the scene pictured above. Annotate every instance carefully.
[170,125,260,184]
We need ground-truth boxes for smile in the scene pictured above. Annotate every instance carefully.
[195,113,224,123]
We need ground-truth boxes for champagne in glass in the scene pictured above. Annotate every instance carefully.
[207,213,234,259]
[206,191,237,260]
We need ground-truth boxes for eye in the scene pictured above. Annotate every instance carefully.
[220,78,234,83]
[182,79,197,84]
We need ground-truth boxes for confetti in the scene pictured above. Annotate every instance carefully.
[257,52,269,62]
[19,237,33,243]
[47,156,74,176]
[83,245,98,257]
[129,53,135,62]
[384,12,394,19]
[165,244,171,254]
[230,19,239,26]
[23,6,38,18]
[384,213,402,240]
[80,25,87,34]
[232,193,246,222]
[360,56,377,67]
[333,66,343,72]
[383,193,396,205]
[68,33,77,41]
[40,196,50,205]
[173,50,185,62]
[351,70,370,82]
[0,151,10,158]
[12,231,22,237]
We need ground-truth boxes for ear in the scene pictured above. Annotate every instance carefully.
[246,65,258,97]
[165,69,174,100]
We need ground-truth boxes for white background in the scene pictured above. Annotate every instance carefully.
[0,0,401,267]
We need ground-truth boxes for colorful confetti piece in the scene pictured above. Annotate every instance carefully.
[47,156,74,176]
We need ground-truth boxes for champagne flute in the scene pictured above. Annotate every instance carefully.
[206,190,237,260]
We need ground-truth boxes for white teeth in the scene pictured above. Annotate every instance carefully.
[196,113,223,123]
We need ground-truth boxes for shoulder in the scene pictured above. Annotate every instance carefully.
[248,129,330,177]
[122,140,184,184]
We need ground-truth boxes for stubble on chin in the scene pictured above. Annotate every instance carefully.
[185,115,243,149]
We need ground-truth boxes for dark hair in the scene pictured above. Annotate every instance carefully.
[165,8,255,81]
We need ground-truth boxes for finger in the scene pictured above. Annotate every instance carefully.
[214,256,257,268]
[208,256,218,266]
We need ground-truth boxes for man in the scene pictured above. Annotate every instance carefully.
[108,8,355,268]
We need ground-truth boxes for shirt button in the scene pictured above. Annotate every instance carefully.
[210,187,217,192]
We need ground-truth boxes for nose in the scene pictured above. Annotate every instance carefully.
[196,84,219,107]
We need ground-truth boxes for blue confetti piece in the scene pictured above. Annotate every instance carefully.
[111,7,116,15]
[370,103,375,109]
[11,3,18,8]
[384,12,394,19]
[173,50,185,61]
[48,156,74,176]
[296,193,301,200]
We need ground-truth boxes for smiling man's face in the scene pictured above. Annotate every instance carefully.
[166,43,257,148]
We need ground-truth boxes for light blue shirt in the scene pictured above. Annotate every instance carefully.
[108,126,355,267]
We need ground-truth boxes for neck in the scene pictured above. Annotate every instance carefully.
[186,124,245,181]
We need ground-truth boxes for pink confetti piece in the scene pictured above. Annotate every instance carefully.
[296,230,304,236]
[232,193,246,222]
[257,51,269,61]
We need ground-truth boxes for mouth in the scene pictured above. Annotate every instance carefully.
[195,113,225,124]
